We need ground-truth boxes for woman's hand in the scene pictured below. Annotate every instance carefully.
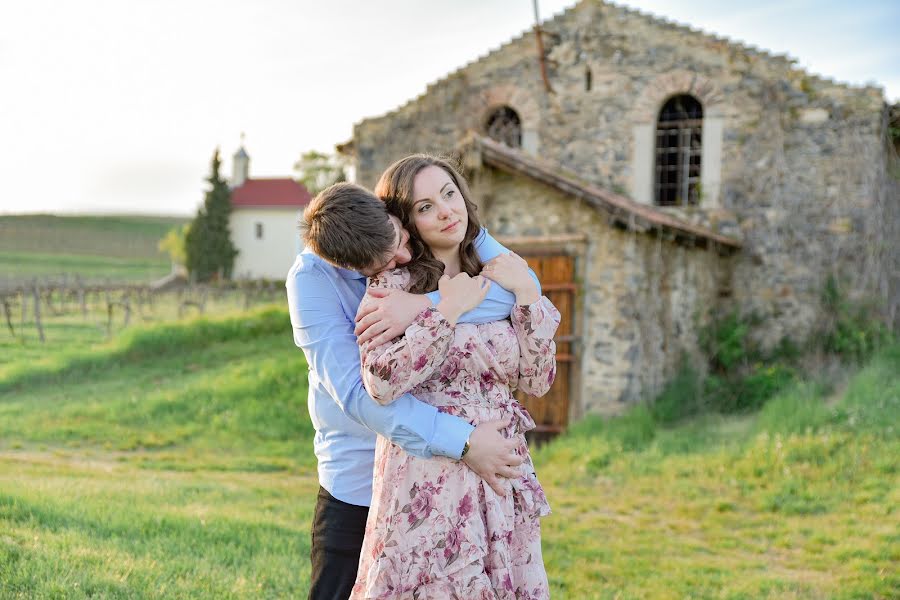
[435,273,491,326]
[355,288,433,347]
[481,252,539,305]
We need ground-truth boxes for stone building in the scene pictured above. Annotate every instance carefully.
[341,0,898,423]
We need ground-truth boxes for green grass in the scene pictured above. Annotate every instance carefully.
[533,345,899,599]
[0,290,285,382]
[0,214,187,257]
[1,311,898,598]
[1,306,309,461]
[1,214,186,285]
[0,251,171,284]
[1,307,316,598]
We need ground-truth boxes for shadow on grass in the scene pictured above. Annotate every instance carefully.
[0,490,312,597]
[0,491,306,556]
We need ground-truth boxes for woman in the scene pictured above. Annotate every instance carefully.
[350,155,560,599]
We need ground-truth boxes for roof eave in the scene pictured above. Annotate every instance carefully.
[460,134,742,254]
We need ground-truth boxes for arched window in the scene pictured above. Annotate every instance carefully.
[654,95,703,206]
[485,106,522,148]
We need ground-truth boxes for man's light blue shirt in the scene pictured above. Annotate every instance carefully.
[285,229,539,506]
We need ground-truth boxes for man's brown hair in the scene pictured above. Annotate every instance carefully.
[300,182,395,271]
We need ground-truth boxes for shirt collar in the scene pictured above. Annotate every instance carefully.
[302,247,366,280]
[336,266,366,281]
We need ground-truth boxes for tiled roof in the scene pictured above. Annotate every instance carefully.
[231,178,312,208]
[460,135,741,253]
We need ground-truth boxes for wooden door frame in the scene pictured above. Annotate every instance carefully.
[497,233,588,432]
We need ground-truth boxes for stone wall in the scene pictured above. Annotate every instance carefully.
[476,168,728,415]
[723,87,892,346]
[351,0,896,411]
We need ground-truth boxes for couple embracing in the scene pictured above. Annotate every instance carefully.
[286,154,560,599]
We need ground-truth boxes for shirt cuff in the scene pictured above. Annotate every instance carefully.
[429,412,475,460]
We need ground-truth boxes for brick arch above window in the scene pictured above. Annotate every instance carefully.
[631,71,725,125]
[469,84,540,155]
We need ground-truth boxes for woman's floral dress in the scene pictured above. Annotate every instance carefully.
[350,268,561,600]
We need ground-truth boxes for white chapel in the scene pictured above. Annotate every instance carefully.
[228,146,311,280]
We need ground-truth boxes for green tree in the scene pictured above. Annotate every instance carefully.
[293,150,346,196]
[185,149,238,281]
[158,223,190,267]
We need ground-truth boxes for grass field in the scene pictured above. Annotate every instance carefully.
[1,308,897,599]
[0,251,173,285]
[0,287,285,383]
[0,214,187,286]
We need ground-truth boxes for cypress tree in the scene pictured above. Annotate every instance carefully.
[186,148,238,281]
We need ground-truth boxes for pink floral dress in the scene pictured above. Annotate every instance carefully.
[350,268,561,600]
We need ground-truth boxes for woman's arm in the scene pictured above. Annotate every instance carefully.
[358,269,489,404]
[287,256,472,459]
[354,229,539,347]
[480,252,560,397]
[424,228,542,323]
[511,297,561,397]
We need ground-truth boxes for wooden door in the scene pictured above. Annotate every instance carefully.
[511,253,577,443]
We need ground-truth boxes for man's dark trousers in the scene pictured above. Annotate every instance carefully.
[308,486,369,600]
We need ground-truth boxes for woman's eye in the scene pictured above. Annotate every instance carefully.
[418,204,431,213]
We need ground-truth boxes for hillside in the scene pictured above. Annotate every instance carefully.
[1,309,897,599]
[0,214,188,285]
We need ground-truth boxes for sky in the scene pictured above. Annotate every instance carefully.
[1,0,897,217]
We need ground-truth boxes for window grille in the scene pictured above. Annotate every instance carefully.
[654,95,703,206]
[485,106,522,148]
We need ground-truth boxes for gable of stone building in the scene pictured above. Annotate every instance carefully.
[354,0,883,208]
[352,0,894,349]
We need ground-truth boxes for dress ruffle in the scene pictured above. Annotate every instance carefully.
[353,406,550,599]
[351,268,557,599]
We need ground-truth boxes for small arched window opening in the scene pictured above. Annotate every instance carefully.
[585,67,592,92]
[654,94,703,206]
[485,106,522,148]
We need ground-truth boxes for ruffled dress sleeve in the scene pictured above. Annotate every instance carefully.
[358,268,455,405]
[510,296,561,397]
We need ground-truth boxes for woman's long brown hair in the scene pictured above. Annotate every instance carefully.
[374,155,482,294]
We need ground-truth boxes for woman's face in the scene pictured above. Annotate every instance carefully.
[410,165,468,253]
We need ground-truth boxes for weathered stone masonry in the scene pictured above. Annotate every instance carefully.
[348,0,897,415]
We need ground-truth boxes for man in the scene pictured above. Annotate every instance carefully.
[286,182,540,599]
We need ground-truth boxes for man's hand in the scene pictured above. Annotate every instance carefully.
[462,416,523,496]
[355,288,432,346]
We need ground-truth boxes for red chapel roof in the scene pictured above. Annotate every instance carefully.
[231,178,312,208]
